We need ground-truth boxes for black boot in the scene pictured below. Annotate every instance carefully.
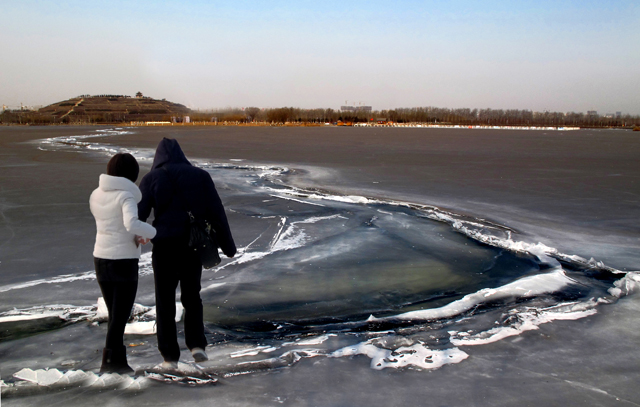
[112,345,134,374]
[100,347,134,374]
[100,348,114,373]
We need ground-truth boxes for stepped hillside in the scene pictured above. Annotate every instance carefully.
[36,94,191,123]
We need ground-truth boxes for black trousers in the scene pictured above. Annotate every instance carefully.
[94,258,138,350]
[152,239,207,362]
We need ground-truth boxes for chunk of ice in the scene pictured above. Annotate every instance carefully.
[13,368,64,386]
[125,320,156,335]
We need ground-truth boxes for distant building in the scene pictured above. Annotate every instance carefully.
[340,106,372,113]
[587,110,598,117]
[136,92,143,98]
[616,111,622,118]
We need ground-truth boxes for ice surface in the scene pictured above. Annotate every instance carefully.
[3,128,639,403]
[0,271,97,293]
[0,252,154,294]
[0,299,183,337]
[202,282,227,291]
[0,312,63,323]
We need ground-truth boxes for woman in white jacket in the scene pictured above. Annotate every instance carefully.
[90,153,156,374]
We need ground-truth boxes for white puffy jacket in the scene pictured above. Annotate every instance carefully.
[90,174,156,259]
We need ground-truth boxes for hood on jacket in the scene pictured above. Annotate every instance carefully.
[151,138,191,170]
[98,174,143,202]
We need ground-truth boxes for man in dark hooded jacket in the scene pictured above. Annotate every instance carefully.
[138,138,236,366]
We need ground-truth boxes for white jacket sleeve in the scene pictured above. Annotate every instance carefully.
[121,195,157,239]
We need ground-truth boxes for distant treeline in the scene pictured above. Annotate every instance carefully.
[2,105,639,127]
[192,107,640,127]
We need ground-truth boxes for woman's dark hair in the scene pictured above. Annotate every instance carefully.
[107,153,139,183]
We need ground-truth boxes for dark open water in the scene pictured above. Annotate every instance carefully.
[1,126,639,405]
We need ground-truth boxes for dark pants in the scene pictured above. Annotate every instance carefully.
[94,258,139,350]
[152,239,207,362]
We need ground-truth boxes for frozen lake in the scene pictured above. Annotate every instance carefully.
[1,126,639,406]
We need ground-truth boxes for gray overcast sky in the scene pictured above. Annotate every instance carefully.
[2,0,639,114]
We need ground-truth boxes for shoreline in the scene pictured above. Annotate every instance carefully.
[3,122,635,131]
[128,122,583,131]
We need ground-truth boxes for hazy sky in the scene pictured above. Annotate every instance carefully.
[3,0,639,114]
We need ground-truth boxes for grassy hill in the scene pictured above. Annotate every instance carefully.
[34,94,191,123]
[0,94,190,124]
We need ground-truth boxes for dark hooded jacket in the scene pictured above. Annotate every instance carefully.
[138,138,236,257]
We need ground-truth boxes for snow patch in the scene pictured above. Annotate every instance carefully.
[450,301,598,346]
[283,334,336,346]
[230,346,278,358]
[331,340,468,370]
[377,268,573,322]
